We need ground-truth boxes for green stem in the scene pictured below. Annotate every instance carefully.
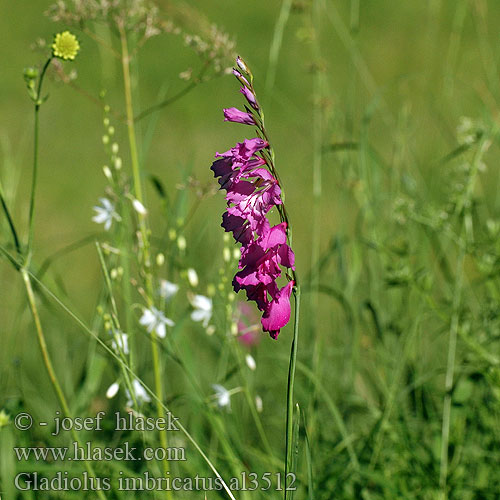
[285,286,301,500]
[134,62,209,122]
[21,269,106,500]
[0,183,21,254]
[119,25,172,498]
[439,244,465,494]
[27,57,52,263]
[119,30,143,205]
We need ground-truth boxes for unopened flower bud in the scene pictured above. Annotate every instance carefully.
[255,395,263,413]
[245,354,256,371]
[187,268,199,287]
[23,67,38,80]
[106,382,119,399]
[156,253,165,266]
[230,322,238,336]
[103,165,112,180]
[177,235,187,251]
[236,56,250,75]
[132,199,147,216]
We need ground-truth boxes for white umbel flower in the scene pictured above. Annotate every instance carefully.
[190,294,213,328]
[92,198,121,231]
[139,306,174,338]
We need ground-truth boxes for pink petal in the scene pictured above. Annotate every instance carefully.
[261,281,294,339]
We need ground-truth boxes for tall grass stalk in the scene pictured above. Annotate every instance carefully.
[118,24,172,498]
[438,243,465,493]
[307,0,326,444]
[265,0,293,99]
[439,136,489,492]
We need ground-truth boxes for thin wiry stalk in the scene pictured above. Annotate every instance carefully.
[27,57,52,264]
[230,337,275,459]
[439,243,465,491]
[284,286,300,500]
[118,25,172,498]
[134,62,210,122]
[443,0,468,96]
[0,182,21,254]
[96,242,138,409]
[265,0,293,98]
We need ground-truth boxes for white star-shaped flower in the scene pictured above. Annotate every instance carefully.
[212,384,232,411]
[126,379,151,407]
[190,294,212,328]
[92,198,121,231]
[159,280,179,300]
[139,306,174,338]
[111,331,129,355]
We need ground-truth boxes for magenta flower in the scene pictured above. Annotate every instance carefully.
[240,86,259,110]
[223,107,256,125]
[261,281,294,339]
[210,57,296,339]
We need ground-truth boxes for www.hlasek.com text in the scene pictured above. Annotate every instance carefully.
[15,441,185,462]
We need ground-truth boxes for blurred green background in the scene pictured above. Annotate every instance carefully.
[2,0,500,330]
[2,1,500,498]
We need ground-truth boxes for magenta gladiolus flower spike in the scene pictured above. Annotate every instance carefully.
[210,56,296,339]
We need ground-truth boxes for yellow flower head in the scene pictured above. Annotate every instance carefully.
[52,31,80,61]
